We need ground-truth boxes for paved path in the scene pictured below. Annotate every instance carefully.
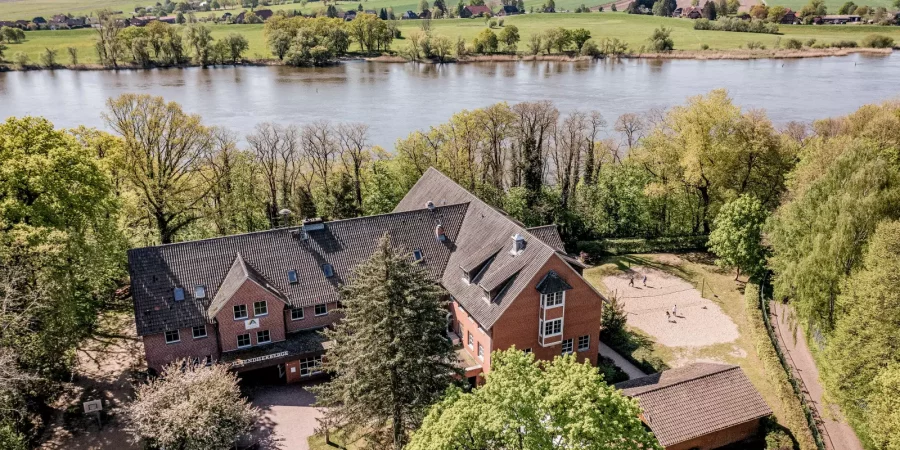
[599,342,648,379]
[770,302,864,450]
[246,383,323,450]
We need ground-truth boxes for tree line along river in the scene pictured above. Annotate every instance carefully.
[2,52,898,148]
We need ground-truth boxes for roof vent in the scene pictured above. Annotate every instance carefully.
[511,233,526,254]
[435,224,446,242]
[426,201,435,210]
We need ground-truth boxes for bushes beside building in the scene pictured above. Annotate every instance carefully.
[694,18,780,34]
[577,235,708,257]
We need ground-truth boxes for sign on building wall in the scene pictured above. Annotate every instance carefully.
[244,318,260,330]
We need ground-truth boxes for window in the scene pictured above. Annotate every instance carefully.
[299,355,323,377]
[192,325,207,339]
[173,287,185,302]
[543,318,562,337]
[233,304,248,320]
[322,264,334,278]
[194,285,206,299]
[237,333,251,348]
[287,270,298,284]
[315,304,328,316]
[165,329,180,344]
[467,332,474,349]
[542,291,564,308]
[524,348,532,354]
[254,300,268,316]
[204,355,213,366]
[291,307,305,321]
[478,343,484,360]
[562,338,573,354]
[413,249,423,261]
[578,335,590,352]
[257,330,271,344]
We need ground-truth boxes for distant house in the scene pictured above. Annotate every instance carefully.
[364,9,377,14]
[32,16,47,24]
[401,10,419,19]
[50,14,68,24]
[615,363,772,450]
[343,10,357,20]
[496,5,520,15]
[821,14,861,24]
[671,7,682,16]
[419,9,432,19]
[781,9,797,24]
[681,6,701,18]
[67,17,86,28]
[233,8,273,23]
[464,4,492,17]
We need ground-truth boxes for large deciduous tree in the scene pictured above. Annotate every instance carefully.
[125,361,258,450]
[314,236,459,450]
[407,350,661,450]
[708,194,767,280]
[104,94,213,244]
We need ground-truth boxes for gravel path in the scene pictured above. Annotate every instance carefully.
[599,342,648,378]
[771,302,864,450]
[603,266,739,348]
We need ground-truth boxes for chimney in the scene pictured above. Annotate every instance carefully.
[511,233,525,254]
[426,201,435,211]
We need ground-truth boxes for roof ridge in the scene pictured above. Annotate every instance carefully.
[628,364,740,395]
[129,202,470,252]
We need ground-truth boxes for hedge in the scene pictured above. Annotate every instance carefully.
[577,235,708,256]
[745,283,820,450]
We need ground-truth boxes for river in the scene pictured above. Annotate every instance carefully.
[2,53,899,147]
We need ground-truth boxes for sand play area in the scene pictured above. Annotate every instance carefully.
[603,266,739,348]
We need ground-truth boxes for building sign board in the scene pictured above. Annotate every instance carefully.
[244,318,260,330]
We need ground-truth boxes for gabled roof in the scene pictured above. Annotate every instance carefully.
[465,4,492,14]
[614,363,772,447]
[207,253,290,318]
[394,168,581,328]
[527,224,566,253]
[128,203,468,335]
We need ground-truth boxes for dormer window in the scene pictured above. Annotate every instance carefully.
[435,224,446,242]
[322,264,334,278]
[413,249,423,262]
[173,287,185,302]
[194,285,206,299]
[288,270,298,284]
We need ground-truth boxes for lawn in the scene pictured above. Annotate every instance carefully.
[584,253,798,438]
[2,13,898,65]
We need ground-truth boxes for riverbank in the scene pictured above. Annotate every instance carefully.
[2,14,900,69]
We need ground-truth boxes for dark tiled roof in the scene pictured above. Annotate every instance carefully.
[465,4,492,14]
[394,168,593,328]
[527,224,566,253]
[614,363,772,447]
[128,203,468,336]
[535,270,573,294]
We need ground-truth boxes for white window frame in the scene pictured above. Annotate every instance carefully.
[254,300,268,317]
[541,291,565,308]
[562,338,574,355]
[467,332,474,350]
[478,343,484,360]
[165,329,180,344]
[314,304,328,316]
[299,355,323,377]
[233,304,248,320]
[524,348,532,354]
[291,307,305,321]
[237,333,251,348]
[194,285,206,299]
[542,318,563,337]
[257,330,271,344]
[192,325,207,339]
[578,335,590,352]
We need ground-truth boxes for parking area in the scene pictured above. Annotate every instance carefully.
[244,382,323,450]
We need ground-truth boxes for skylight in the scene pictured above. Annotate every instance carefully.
[194,285,206,299]
[322,264,334,278]
[173,287,185,302]
[413,249,423,261]
[288,270,298,284]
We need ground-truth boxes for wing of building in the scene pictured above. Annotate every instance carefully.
[128,168,603,384]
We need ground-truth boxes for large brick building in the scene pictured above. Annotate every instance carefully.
[128,168,604,383]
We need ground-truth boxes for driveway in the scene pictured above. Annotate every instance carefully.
[246,383,323,450]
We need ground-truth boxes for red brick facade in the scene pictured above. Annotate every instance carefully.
[284,302,339,333]
[143,324,221,372]
[665,419,762,450]
[450,254,603,378]
[214,280,288,352]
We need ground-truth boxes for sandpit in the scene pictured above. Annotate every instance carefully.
[603,266,739,348]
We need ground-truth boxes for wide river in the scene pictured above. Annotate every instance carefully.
[2,52,899,147]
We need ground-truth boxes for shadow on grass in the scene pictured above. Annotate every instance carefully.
[601,327,670,375]
[601,254,694,281]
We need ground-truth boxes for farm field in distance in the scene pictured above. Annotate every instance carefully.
[3,13,899,66]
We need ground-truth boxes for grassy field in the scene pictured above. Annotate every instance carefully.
[2,13,898,66]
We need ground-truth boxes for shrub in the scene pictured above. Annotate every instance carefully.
[695,17,779,34]
[598,37,628,56]
[784,38,803,50]
[580,39,600,56]
[693,18,713,30]
[648,26,674,52]
[746,41,766,50]
[830,40,858,48]
[12,51,28,68]
[861,34,894,48]
[598,356,630,384]
[577,235,708,256]
[805,38,816,47]
[700,43,710,50]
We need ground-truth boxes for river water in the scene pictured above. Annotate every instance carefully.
[2,52,899,147]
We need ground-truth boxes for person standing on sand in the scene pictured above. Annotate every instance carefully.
[629,276,634,287]
[643,275,647,286]
[673,304,678,317]
[666,311,671,321]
